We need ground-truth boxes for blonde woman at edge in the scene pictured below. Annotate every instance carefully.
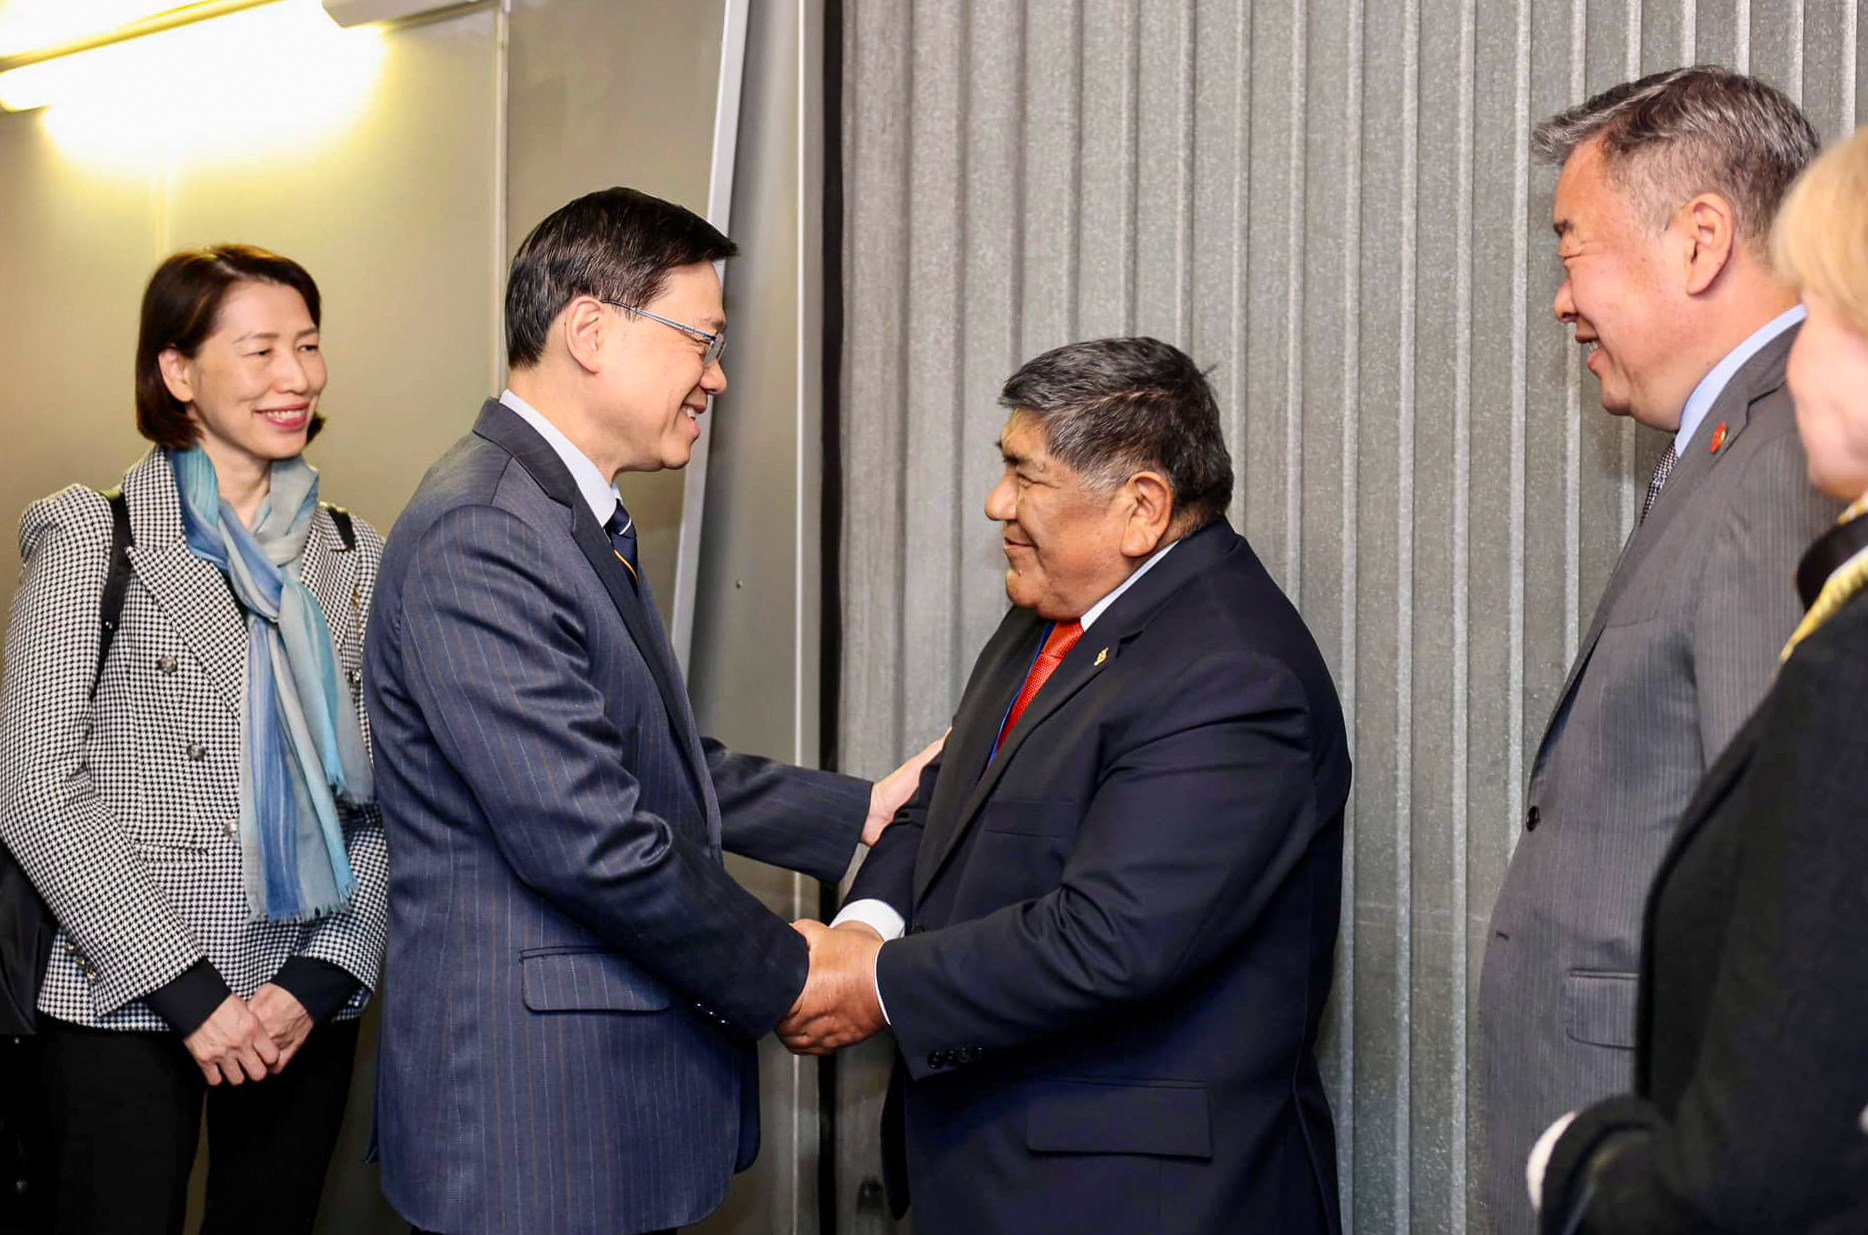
[1528,127,1868,1234]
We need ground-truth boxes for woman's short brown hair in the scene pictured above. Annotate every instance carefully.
[134,245,325,449]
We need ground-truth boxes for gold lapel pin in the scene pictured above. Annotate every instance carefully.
[1093,648,1108,667]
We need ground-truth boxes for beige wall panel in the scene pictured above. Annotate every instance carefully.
[161,9,503,539]
[0,116,162,617]
[0,8,500,621]
[507,0,727,606]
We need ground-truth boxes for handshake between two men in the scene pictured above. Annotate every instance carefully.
[778,918,888,1055]
[775,728,941,1057]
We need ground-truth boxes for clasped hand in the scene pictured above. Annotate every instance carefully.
[181,983,313,1086]
[777,920,887,1055]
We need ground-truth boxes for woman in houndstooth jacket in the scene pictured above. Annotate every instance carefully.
[0,246,388,1235]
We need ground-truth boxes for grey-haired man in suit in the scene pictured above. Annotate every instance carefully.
[1477,67,1843,1235]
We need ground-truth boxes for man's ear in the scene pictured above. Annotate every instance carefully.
[157,348,195,406]
[1120,471,1175,558]
[1681,192,1738,296]
[560,297,610,375]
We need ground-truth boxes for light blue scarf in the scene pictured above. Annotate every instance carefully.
[170,448,371,922]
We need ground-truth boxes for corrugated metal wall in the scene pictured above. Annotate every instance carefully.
[833,2,1865,1231]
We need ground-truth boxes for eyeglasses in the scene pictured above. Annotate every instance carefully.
[603,301,727,367]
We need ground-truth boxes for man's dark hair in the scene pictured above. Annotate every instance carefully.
[999,337,1234,530]
[1531,65,1817,244]
[135,244,324,450]
[505,186,737,369]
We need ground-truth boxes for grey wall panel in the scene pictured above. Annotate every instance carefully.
[836,3,1867,1231]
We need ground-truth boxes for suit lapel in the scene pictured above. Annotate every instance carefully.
[297,511,363,657]
[914,636,1116,896]
[129,541,247,714]
[119,451,246,714]
[912,523,1239,900]
[1533,330,1792,771]
[909,611,1045,894]
[472,402,712,809]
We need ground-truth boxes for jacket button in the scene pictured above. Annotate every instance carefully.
[224,820,238,836]
[1525,806,1541,832]
[908,922,927,935]
[155,655,178,675]
[346,667,363,687]
[185,742,207,762]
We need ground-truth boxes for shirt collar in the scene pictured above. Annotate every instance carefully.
[1078,539,1178,630]
[1674,304,1805,455]
[499,388,623,527]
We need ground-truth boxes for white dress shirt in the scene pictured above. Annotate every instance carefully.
[499,388,624,526]
[832,538,1180,1020]
[1673,305,1804,456]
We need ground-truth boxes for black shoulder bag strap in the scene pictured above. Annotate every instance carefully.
[92,487,134,697]
[0,488,131,1044]
[321,502,357,552]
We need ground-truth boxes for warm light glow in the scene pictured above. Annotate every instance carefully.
[0,1,386,170]
[0,0,198,60]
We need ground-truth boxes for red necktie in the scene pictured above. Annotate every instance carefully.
[995,620,1084,753]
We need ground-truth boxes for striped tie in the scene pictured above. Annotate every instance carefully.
[995,620,1084,754]
[1640,445,1678,523]
[605,502,639,585]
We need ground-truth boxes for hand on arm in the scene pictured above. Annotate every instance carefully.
[777,920,887,1055]
[865,731,947,846]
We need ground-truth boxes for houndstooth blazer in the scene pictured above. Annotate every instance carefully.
[0,448,388,1031]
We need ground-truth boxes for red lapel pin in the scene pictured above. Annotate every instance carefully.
[1709,422,1729,455]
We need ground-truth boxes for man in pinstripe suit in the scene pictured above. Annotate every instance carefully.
[365,188,932,1235]
[1477,68,1842,1235]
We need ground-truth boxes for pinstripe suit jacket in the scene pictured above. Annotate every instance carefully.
[366,402,868,1235]
[0,448,387,1029]
[1477,327,1843,1235]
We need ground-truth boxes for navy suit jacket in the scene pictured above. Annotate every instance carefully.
[365,402,868,1235]
[850,520,1350,1235]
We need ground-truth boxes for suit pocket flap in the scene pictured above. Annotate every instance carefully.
[521,948,672,1013]
[1563,970,1638,1049]
[1025,1080,1211,1159]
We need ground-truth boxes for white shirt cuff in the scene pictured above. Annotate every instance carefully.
[830,899,905,941]
[1527,1110,1579,1212]
[830,899,904,1025]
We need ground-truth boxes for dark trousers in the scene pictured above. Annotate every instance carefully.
[38,1015,360,1235]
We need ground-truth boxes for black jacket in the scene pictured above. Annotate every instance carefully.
[1540,587,1868,1234]
[850,520,1351,1235]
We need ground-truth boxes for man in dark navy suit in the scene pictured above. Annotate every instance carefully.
[366,188,934,1235]
[781,338,1351,1234]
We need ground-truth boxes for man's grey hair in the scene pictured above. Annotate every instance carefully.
[999,337,1234,530]
[1531,65,1818,243]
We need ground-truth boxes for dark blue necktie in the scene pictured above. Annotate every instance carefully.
[605,502,639,585]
